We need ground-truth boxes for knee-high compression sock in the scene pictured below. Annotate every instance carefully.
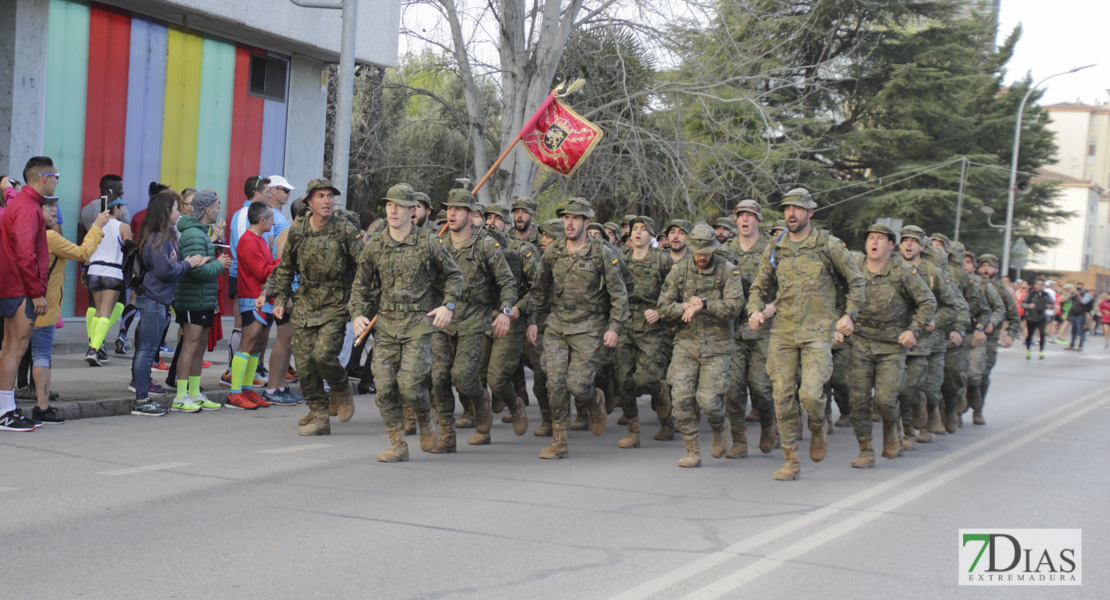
[108,302,125,328]
[117,304,137,338]
[243,354,260,391]
[85,308,96,344]
[227,329,242,368]
[91,317,112,350]
[230,351,250,393]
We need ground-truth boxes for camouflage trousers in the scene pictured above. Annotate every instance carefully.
[941,344,971,411]
[372,329,433,428]
[766,335,833,447]
[967,341,989,388]
[922,347,946,409]
[897,353,929,423]
[825,345,851,418]
[615,326,666,420]
[847,341,906,439]
[486,325,524,413]
[542,327,603,424]
[585,345,619,417]
[668,342,730,435]
[431,330,490,416]
[982,340,1000,401]
[291,317,350,409]
[725,336,773,424]
[514,326,549,412]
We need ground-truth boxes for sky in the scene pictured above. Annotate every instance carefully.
[997,0,1110,105]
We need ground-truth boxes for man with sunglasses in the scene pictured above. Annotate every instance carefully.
[223,176,271,388]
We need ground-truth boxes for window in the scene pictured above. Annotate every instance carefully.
[249,54,288,103]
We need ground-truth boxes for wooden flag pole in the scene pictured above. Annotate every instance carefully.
[438,135,522,238]
[354,314,378,346]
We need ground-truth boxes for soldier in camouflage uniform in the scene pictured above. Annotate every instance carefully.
[770,220,787,237]
[973,254,1019,425]
[895,225,969,450]
[714,217,737,244]
[429,189,517,449]
[747,188,865,481]
[615,216,675,448]
[525,198,629,459]
[511,196,540,245]
[846,224,936,467]
[483,203,539,435]
[270,179,365,436]
[929,234,989,435]
[521,218,565,437]
[658,224,743,467]
[580,223,633,426]
[348,184,463,461]
[962,251,1006,427]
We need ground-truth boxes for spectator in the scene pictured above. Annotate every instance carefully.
[229,202,282,409]
[262,198,305,403]
[1065,282,1095,351]
[224,176,271,385]
[115,181,172,355]
[1099,292,1110,349]
[84,196,132,366]
[0,157,57,432]
[1021,278,1052,360]
[1042,280,1058,343]
[265,177,298,401]
[0,174,19,217]
[173,190,230,409]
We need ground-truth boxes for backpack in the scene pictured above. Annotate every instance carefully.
[121,240,150,291]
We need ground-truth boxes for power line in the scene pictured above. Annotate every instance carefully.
[811,158,966,213]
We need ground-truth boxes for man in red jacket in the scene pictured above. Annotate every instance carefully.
[0,156,57,432]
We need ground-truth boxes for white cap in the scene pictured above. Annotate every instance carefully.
[268,175,295,191]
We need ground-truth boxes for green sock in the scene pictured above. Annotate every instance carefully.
[90,317,111,349]
[243,354,260,391]
[85,308,96,343]
[176,380,188,401]
[108,302,125,327]
[230,352,250,393]
[188,376,201,398]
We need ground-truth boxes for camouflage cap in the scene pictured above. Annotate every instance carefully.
[483,203,511,223]
[865,222,898,243]
[604,222,622,238]
[630,215,656,236]
[555,197,595,219]
[687,223,720,253]
[979,253,1000,267]
[771,219,787,233]
[377,182,416,207]
[306,177,342,199]
[414,191,435,211]
[435,209,447,226]
[511,196,537,215]
[964,249,978,267]
[620,214,639,227]
[444,188,479,211]
[665,219,693,235]
[733,199,763,219]
[930,232,951,251]
[586,222,606,235]
[714,217,738,233]
[780,187,816,210]
[899,225,928,245]
[541,218,566,239]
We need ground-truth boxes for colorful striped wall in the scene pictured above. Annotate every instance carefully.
[42,0,290,317]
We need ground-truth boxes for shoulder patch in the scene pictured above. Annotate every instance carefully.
[945,278,951,283]
[438,237,444,244]
[912,268,918,274]
[733,270,741,275]
[611,258,619,265]
[525,252,533,258]
[494,242,501,248]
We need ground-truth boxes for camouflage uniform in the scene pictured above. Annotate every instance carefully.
[658,224,744,466]
[577,230,633,426]
[616,216,674,439]
[746,189,865,478]
[525,198,629,456]
[658,219,693,385]
[516,218,565,434]
[964,252,1007,422]
[270,179,365,423]
[847,224,936,459]
[975,254,1020,420]
[432,190,517,441]
[510,196,541,246]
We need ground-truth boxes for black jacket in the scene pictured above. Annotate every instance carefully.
[1021,290,1051,323]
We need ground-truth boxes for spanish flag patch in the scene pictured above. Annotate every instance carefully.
[526,252,533,258]
[733,270,741,275]
[611,258,619,265]
[494,242,501,247]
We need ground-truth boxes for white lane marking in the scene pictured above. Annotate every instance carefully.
[612,384,1110,600]
[684,385,1110,599]
[0,487,18,492]
[259,443,333,454]
[1078,354,1109,360]
[99,462,193,476]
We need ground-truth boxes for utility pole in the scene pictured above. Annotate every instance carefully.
[954,156,968,242]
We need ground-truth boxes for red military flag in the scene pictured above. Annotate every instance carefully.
[517,82,604,177]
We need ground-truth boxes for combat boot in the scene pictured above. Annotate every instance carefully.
[534,410,553,436]
[589,387,607,436]
[298,405,331,436]
[916,428,934,443]
[746,408,760,422]
[678,432,702,468]
[834,413,850,428]
[973,410,986,426]
[956,390,968,414]
[704,419,724,458]
[618,416,641,449]
[540,422,568,459]
[332,385,355,423]
[881,420,902,459]
[653,383,675,441]
[468,431,491,445]
[456,410,475,429]
[968,386,986,425]
[327,394,338,417]
[508,396,529,436]
[417,411,436,452]
[655,417,675,441]
[618,415,628,425]
[809,418,828,462]
[758,411,777,454]
[298,407,314,426]
[491,392,506,414]
[851,436,875,468]
[943,404,959,434]
[927,405,947,435]
[773,444,800,481]
[871,411,881,423]
[402,404,417,436]
[474,390,493,435]
[901,421,917,452]
[502,413,513,424]
[570,399,589,431]
[911,392,928,430]
[430,415,456,453]
[377,425,409,462]
[725,423,747,459]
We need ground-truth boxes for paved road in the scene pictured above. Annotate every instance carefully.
[3,345,1107,599]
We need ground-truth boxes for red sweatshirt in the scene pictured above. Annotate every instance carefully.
[235,229,278,300]
[0,186,49,299]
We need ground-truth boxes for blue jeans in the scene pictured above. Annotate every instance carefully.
[131,295,169,400]
[1068,315,1087,349]
[30,325,55,368]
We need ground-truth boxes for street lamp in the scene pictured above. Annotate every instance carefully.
[1002,64,1096,278]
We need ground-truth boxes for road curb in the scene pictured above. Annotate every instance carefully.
[17,390,233,421]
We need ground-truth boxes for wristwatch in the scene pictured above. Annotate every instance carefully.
[445,301,455,311]
[502,306,513,316]
[976,325,985,332]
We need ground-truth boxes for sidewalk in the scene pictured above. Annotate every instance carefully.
[14,317,301,420]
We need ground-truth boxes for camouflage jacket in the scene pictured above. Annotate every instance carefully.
[987,276,1021,338]
[271,214,363,328]
[348,225,463,339]
[723,233,774,340]
[852,255,937,354]
[526,236,629,336]
[658,254,744,356]
[973,272,1007,333]
[488,228,541,329]
[513,225,540,246]
[621,246,673,332]
[746,227,865,344]
[440,226,517,336]
[901,254,969,356]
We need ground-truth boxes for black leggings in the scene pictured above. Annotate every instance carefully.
[1025,320,1047,351]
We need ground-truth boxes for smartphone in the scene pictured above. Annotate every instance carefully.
[100,195,108,212]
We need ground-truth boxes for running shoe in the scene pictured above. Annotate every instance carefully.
[255,365,269,384]
[262,389,302,406]
[202,360,212,368]
[115,337,130,355]
[131,399,168,417]
[171,399,202,413]
[15,385,37,400]
[150,360,169,372]
[0,410,37,431]
[85,348,103,367]
[97,347,110,364]
[159,344,174,355]
[225,392,258,410]
[13,408,41,428]
[32,405,66,424]
[286,367,299,383]
[194,396,222,411]
[243,389,269,407]
[219,370,232,387]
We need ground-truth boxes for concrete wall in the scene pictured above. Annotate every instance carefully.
[1028,185,1099,273]
[0,0,49,178]
[1047,110,1092,183]
[283,55,328,192]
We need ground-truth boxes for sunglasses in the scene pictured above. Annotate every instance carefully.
[40,173,60,179]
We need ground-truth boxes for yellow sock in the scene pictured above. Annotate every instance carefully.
[243,354,260,391]
[90,317,112,349]
[188,376,201,398]
[85,308,96,344]
[231,352,250,393]
[108,302,125,327]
